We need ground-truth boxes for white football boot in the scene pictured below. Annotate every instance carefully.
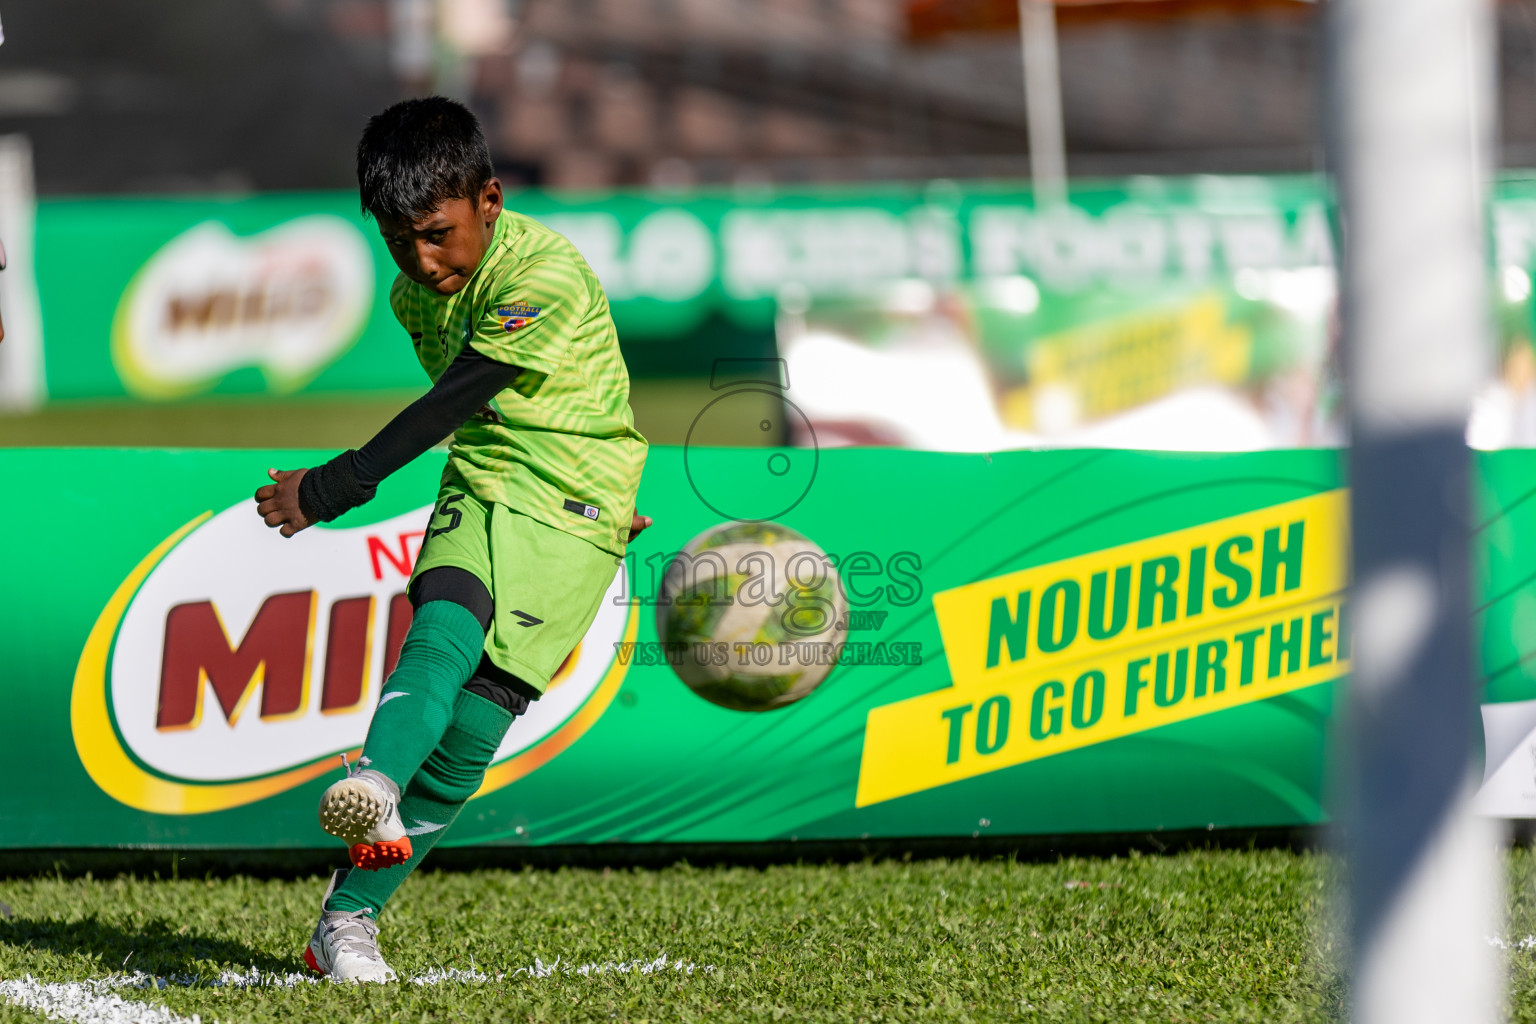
[317,764,413,870]
[303,869,397,983]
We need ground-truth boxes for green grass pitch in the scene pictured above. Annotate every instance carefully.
[0,378,781,451]
[0,848,1353,1024]
[5,847,1536,1023]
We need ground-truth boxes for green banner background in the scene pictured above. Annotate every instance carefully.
[5,445,1532,849]
[0,445,1379,849]
[1473,451,1536,706]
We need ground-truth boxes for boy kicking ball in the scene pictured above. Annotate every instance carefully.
[254,97,649,983]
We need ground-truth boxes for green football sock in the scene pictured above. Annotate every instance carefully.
[328,688,515,917]
[359,600,485,791]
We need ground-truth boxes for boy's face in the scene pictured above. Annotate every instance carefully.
[375,179,505,296]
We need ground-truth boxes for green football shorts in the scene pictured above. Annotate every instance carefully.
[409,481,622,695]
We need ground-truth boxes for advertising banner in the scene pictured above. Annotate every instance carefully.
[17,176,1357,403]
[6,444,1536,848]
[2,445,1365,849]
[36,195,413,403]
[31,177,1536,452]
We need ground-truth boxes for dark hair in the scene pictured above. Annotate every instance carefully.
[356,97,494,221]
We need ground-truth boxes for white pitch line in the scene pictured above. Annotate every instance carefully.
[95,953,712,990]
[0,975,200,1024]
[1,953,714,1022]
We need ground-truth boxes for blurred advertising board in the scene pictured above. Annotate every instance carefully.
[18,176,1351,404]
[777,176,1536,452]
[0,444,1379,847]
[23,174,1536,437]
[5,443,1535,848]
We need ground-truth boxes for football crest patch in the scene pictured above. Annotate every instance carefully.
[493,302,542,333]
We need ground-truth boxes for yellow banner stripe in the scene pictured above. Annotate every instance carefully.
[858,489,1350,807]
[857,594,1348,807]
[931,490,1348,688]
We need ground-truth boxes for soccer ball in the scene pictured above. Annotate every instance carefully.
[656,521,848,711]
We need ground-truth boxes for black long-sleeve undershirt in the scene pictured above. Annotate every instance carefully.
[298,347,523,523]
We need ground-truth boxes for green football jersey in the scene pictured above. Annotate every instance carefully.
[389,208,647,557]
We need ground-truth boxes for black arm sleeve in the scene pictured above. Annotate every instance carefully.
[298,347,523,522]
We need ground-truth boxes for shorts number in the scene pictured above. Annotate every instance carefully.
[430,494,465,538]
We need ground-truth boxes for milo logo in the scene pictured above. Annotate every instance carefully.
[72,501,634,814]
[110,215,375,399]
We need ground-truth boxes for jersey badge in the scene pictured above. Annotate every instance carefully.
[563,498,601,521]
[493,302,542,333]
